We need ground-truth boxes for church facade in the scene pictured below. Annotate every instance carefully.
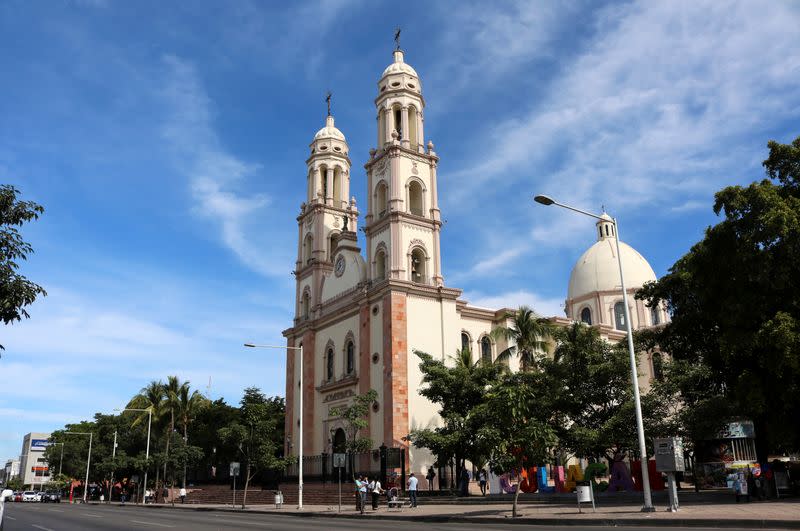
[283,48,666,473]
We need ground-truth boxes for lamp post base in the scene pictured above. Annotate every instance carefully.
[641,505,657,513]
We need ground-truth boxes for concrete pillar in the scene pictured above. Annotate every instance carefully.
[401,106,410,147]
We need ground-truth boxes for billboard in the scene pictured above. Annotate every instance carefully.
[30,439,50,451]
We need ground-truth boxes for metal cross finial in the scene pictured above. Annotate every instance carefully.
[601,204,606,213]
[325,91,332,116]
[394,27,401,50]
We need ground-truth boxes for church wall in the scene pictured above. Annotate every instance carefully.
[369,298,385,446]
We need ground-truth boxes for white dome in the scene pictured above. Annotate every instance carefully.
[314,115,346,141]
[381,50,418,79]
[567,225,657,301]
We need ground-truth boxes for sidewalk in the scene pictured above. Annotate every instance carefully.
[128,498,800,529]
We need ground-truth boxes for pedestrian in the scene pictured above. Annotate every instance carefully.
[478,469,488,496]
[371,477,383,510]
[460,466,470,496]
[753,470,765,501]
[734,471,748,503]
[120,488,127,505]
[354,475,367,514]
[426,466,436,492]
[407,472,418,508]
[179,487,187,504]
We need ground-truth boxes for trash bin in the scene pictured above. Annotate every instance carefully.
[274,491,283,508]
[576,481,591,502]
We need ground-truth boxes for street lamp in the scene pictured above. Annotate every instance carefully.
[115,407,153,503]
[63,432,93,502]
[244,342,304,509]
[533,194,655,512]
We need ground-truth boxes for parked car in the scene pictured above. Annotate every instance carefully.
[13,492,22,503]
[0,491,12,503]
[40,491,60,503]
[21,491,38,502]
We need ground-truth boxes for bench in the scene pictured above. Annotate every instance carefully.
[387,498,411,510]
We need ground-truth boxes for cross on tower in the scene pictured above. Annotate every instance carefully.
[394,27,401,50]
[325,91,332,116]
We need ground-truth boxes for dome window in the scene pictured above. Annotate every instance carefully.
[319,145,328,151]
[334,146,341,152]
[407,83,416,89]
[381,85,386,92]
[391,81,401,88]
[580,307,592,325]
[614,302,626,331]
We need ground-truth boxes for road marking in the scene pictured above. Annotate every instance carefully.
[46,508,64,512]
[5,515,15,520]
[82,512,103,517]
[130,520,176,528]
[32,525,55,531]
[212,519,270,527]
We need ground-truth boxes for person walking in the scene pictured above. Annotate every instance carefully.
[370,477,383,510]
[179,487,187,504]
[407,472,418,508]
[478,469,488,496]
[426,466,436,492]
[355,475,367,514]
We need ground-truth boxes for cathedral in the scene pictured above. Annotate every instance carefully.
[283,47,665,473]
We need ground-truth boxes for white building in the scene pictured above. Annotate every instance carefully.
[19,432,51,488]
[283,45,666,473]
[2,460,20,485]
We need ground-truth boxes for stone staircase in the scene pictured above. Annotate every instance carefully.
[182,482,355,506]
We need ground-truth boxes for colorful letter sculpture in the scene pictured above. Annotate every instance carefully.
[630,459,664,491]
[553,465,567,493]
[519,467,538,493]
[607,459,635,492]
[563,464,585,492]
[537,466,554,493]
[499,473,517,493]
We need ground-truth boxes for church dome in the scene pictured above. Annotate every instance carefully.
[314,115,346,142]
[381,50,419,79]
[567,214,657,301]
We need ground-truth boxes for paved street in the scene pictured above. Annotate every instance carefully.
[2,502,791,531]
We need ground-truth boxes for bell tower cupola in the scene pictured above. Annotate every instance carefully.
[364,45,443,287]
[294,105,358,322]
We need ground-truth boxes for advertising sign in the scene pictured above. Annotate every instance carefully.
[717,421,755,439]
[30,439,50,451]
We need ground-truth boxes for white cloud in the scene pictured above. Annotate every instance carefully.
[160,55,291,277]
[463,289,565,318]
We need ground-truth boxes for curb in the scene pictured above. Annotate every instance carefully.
[125,503,800,529]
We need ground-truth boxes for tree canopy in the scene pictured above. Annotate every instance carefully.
[637,135,800,460]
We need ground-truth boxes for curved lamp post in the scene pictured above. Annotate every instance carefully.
[533,194,655,512]
[244,342,304,510]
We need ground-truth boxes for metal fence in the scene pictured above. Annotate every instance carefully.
[283,447,405,485]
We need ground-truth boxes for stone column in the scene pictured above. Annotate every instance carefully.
[314,168,322,203]
[416,112,424,152]
[384,108,393,146]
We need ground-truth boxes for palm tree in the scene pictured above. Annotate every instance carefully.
[127,380,166,498]
[491,306,554,371]
[162,376,185,497]
[177,385,209,488]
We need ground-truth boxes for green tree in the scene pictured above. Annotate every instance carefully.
[492,306,554,371]
[637,135,800,460]
[177,386,209,488]
[127,380,167,492]
[408,349,503,488]
[330,389,378,477]
[217,388,291,509]
[475,371,558,517]
[0,184,46,351]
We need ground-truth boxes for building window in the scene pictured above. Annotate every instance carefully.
[329,233,338,262]
[376,250,386,280]
[461,332,470,353]
[408,181,423,216]
[651,307,661,326]
[303,234,314,265]
[410,248,426,284]
[614,302,626,331]
[326,348,334,381]
[375,181,388,217]
[580,307,592,325]
[652,352,664,381]
[346,341,355,375]
[394,107,402,139]
[481,337,492,364]
[302,292,310,320]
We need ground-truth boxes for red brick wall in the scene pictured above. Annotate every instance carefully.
[383,292,408,447]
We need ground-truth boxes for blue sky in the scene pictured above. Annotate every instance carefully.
[1,0,799,461]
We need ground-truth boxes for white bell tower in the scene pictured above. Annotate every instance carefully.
[364,47,443,287]
[294,110,359,321]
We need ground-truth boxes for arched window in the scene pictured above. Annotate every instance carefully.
[303,234,314,265]
[410,248,426,284]
[346,341,355,375]
[393,107,402,139]
[321,165,329,199]
[461,332,470,353]
[375,181,388,218]
[408,181,423,217]
[375,249,386,280]
[651,307,661,326]
[408,106,418,149]
[329,232,339,262]
[302,291,310,319]
[480,337,492,364]
[652,352,664,381]
[580,307,592,325]
[333,167,342,206]
[332,427,346,453]
[614,302,626,331]
[326,347,335,381]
